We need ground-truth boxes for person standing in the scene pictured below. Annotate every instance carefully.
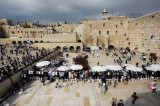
[55,77,59,88]
[97,62,99,66]
[113,80,117,87]
[110,98,116,106]
[42,77,45,86]
[98,79,101,88]
[117,99,124,106]
[125,60,127,64]
[131,92,139,104]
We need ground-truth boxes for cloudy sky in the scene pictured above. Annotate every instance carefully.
[0,0,160,24]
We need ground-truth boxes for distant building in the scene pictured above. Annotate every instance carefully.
[0,18,13,26]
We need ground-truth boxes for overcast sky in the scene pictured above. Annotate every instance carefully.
[0,0,160,24]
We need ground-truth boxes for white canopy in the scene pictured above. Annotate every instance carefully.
[36,61,50,67]
[90,46,99,51]
[124,64,135,67]
[70,64,83,70]
[145,66,157,72]
[58,66,70,72]
[126,66,142,72]
[106,65,121,71]
[151,64,160,71]
[92,66,106,72]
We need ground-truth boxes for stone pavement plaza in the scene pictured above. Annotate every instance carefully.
[6,51,160,106]
[7,79,160,106]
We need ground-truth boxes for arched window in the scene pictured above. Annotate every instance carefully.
[63,46,68,52]
[69,46,74,51]
[35,41,39,43]
[56,46,61,50]
[12,41,16,44]
[23,41,27,44]
[76,46,81,50]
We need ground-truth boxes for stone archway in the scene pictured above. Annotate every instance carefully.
[56,46,61,50]
[108,45,114,50]
[12,41,16,44]
[76,46,81,50]
[18,41,22,45]
[35,40,39,43]
[63,46,68,52]
[69,46,74,52]
[30,41,33,44]
[23,41,27,44]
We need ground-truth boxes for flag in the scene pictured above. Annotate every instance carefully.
[27,34,31,44]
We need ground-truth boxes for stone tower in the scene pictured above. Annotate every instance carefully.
[102,8,108,20]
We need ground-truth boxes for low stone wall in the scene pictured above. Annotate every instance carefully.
[0,50,58,98]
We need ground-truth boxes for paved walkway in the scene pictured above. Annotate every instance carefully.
[6,79,160,106]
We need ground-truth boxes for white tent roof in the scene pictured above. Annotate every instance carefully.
[58,66,70,71]
[92,66,106,72]
[126,66,142,72]
[106,65,121,71]
[70,64,83,70]
[151,64,160,71]
[145,66,157,72]
[36,61,50,67]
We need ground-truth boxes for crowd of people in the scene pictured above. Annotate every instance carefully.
[110,48,159,66]
[0,43,56,82]
[0,44,160,105]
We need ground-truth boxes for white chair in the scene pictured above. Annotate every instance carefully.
[60,79,63,83]
[74,78,77,83]
[65,79,68,82]
[2,101,9,106]
[140,78,143,82]
[131,78,135,82]
[88,80,90,83]
[144,77,147,80]
[150,77,154,80]
[92,79,94,82]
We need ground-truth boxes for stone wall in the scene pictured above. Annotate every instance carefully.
[74,18,127,48]
[121,11,160,57]
[0,34,77,44]
[64,24,80,33]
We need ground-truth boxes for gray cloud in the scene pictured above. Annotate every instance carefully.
[0,0,160,24]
